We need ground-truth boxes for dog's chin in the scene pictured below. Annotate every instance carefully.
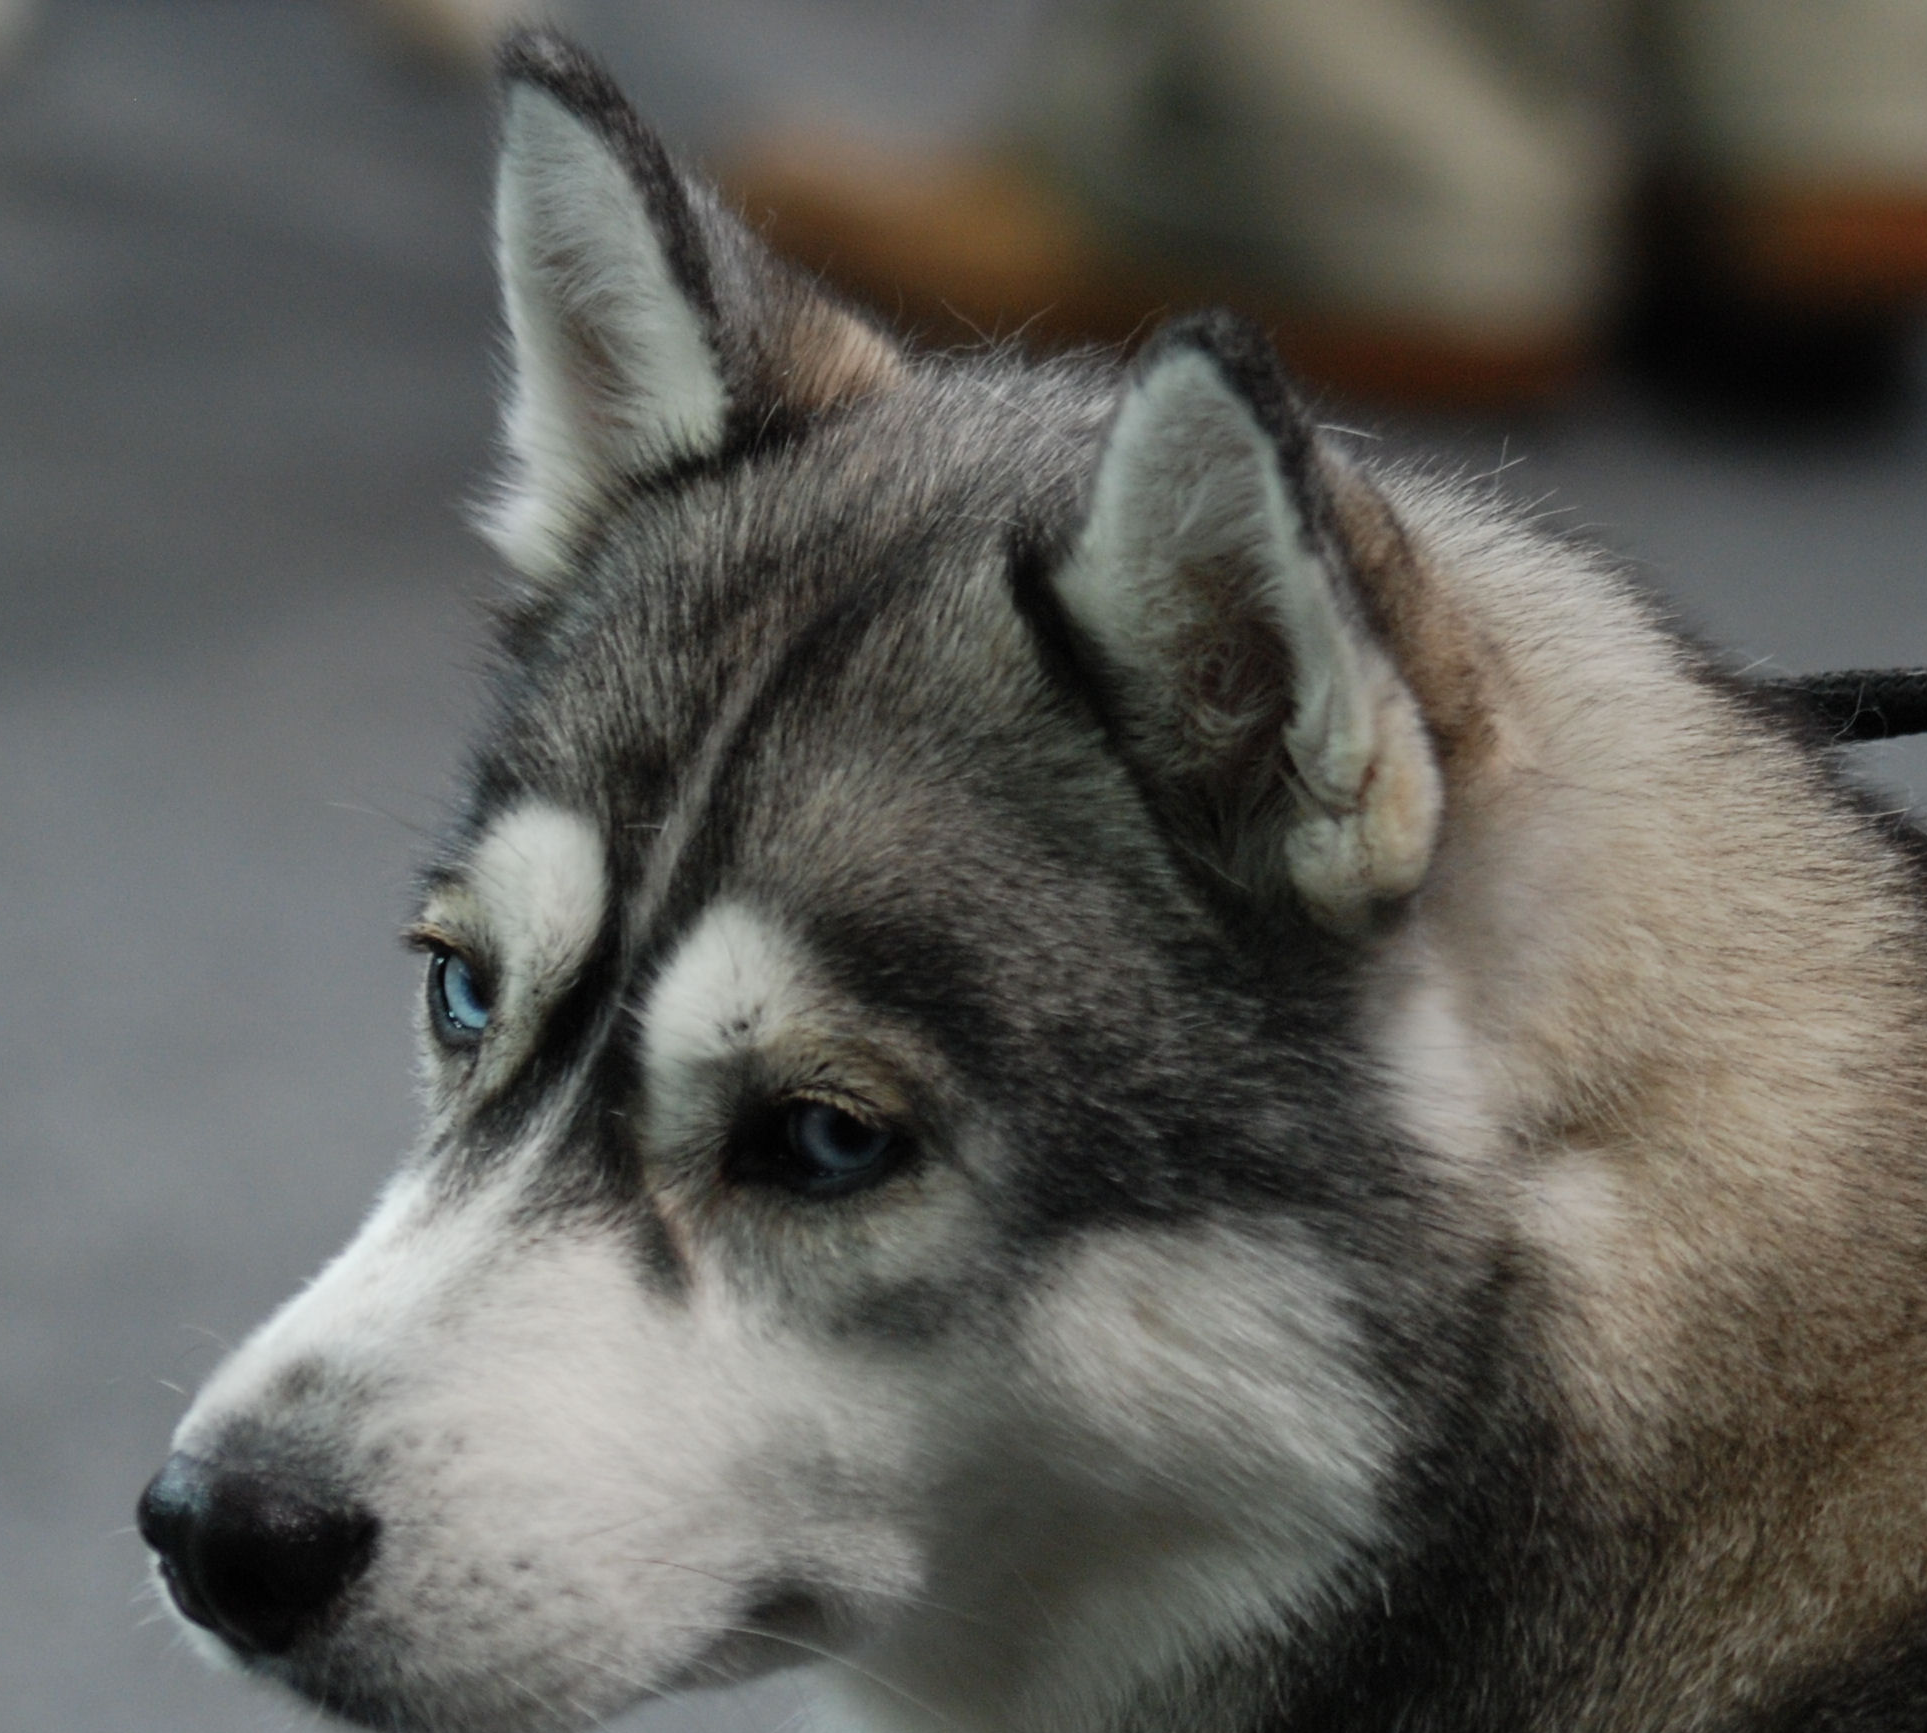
[184,1606,814,1733]
[170,1615,256,1679]
[244,1649,662,1733]
[655,1585,841,1694]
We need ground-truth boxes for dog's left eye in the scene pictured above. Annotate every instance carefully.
[427,949,492,1047]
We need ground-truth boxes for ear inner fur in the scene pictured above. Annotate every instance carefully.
[1052,313,1444,923]
[488,66,729,574]
[497,32,718,323]
[487,30,904,579]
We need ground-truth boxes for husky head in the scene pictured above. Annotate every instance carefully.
[139,33,1516,1733]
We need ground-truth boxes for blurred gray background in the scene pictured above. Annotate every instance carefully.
[4,1,1925,1730]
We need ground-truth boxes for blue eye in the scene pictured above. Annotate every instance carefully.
[429,950,491,1046]
[788,1102,893,1179]
[755,1102,897,1202]
[728,1099,911,1197]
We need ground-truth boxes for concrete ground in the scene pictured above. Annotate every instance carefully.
[2,3,1923,1731]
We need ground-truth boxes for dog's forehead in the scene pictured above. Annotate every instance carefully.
[421,354,1376,1158]
[469,360,1118,862]
[395,353,1391,1257]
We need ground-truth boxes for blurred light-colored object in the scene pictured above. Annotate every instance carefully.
[725,0,1927,410]
[352,0,557,72]
[0,0,34,64]
[727,132,1594,405]
[1660,0,1927,313]
[1029,0,1621,365]
[727,0,1621,406]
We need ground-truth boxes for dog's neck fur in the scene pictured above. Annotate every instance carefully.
[824,468,1927,1733]
[1362,475,1927,1732]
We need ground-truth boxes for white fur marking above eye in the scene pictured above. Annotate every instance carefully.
[489,84,728,576]
[641,901,809,1084]
[469,802,608,986]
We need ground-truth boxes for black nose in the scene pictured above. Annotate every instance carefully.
[137,1452,379,1655]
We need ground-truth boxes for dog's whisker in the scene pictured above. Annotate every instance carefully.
[650,1620,964,1732]
[323,800,440,841]
[591,1541,984,1628]
[176,1323,236,1354]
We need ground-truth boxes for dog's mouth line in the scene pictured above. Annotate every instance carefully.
[195,1562,852,1723]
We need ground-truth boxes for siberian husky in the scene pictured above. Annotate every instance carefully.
[139,31,1927,1733]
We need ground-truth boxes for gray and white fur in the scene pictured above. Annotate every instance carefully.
[138,33,1927,1733]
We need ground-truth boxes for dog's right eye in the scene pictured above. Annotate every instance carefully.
[729,1099,909,1198]
[427,949,492,1048]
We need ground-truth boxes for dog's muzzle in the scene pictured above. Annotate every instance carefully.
[137,1452,379,1656]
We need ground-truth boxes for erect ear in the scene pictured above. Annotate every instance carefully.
[488,32,904,578]
[1053,313,1441,928]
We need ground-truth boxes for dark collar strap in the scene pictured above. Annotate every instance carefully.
[1762,670,1927,742]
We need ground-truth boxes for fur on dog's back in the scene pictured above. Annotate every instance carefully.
[136,31,1927,1733]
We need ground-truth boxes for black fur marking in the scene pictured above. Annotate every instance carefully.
[420,832,632,1196]
[502,415,819,634]
[513,1038,691,1295]
[652,610,889,927]
[1749,1626,1927,1731]
[826,1277,966,1343]
[794,889,1390,1241]
[496,30,717,328]
[1136,309,1352,583]
[604,405,813,523]
[1004,520,1120,736]
[1260,1266,1603,1733]
[1139,311,1307,462]
[508,916,622,1109]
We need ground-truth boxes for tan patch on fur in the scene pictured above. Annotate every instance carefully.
[1325,456,1498,775]
[780,302,904,411]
